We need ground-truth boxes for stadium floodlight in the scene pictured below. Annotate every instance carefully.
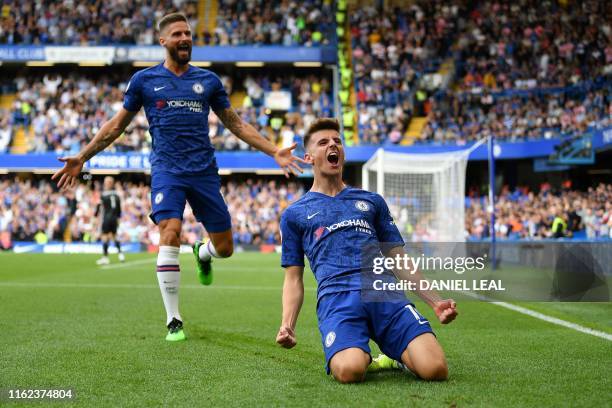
[235,61,265,67]
[88,169,121,175]
[31,169,56,174]
[293,62,322,67]
[25,61,54,67]
[78,61,107,67]
[191,61,212,67]
[132,61,159,67]
[362,140,485,242]
[255,169,286,175]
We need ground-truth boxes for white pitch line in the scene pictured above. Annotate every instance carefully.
[1,279,608,341]
[99,258,157,270]
[96,257,269,270]
[491,301,612,342]
[0,281,316,292]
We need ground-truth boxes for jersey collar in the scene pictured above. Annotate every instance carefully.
[161,62,193,78]
[308,186,351,199]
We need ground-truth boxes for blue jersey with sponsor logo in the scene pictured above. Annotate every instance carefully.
[123,63,230,175]
[280,187,404,300]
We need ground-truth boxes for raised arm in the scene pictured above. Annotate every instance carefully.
[52,108,137,189]
[215,107,305,177]
[276,265,304,348]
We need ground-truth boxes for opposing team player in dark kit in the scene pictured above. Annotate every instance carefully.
[95,176,125,266]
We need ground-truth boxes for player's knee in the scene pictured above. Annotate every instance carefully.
[159,228,181,246]
[417,358,448,381]
[214,240,233,258]
[331,360,367,384]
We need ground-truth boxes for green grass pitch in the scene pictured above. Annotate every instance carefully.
[1,252,610,407]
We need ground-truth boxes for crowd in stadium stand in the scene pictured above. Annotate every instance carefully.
[455,0,610,91]
[349,0,611,145]
[350,2,461,144]
[3,71,331,153]
[210,74,332,151]
[0,0,334,46]
[1,177,610,247]
[1,0,610,149]
[421,88,610,144]
[8,73,150,154]
[0,0,198,45]
[465,182,612,240]
[212,0,335,46]
[0,177,305,246]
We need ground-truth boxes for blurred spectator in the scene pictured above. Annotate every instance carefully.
[350,2,462,144]
[0,177,306,245]
[349,1,611,145]
[2,177,610,246]
[0,113,12,152]
[455,0,610,91]
[0,0,196,45]
[465,183,612,240]
[212,0,335,46]
[422,88,610,144]
[9,71,334,153]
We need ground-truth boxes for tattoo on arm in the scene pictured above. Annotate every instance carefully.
[217,108,244,135]
[215,107,277,156]
[80,118,127,161]
[83,137,113,161]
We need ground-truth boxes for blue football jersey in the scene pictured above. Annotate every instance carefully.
[123,63,231,175]
[280,187,405,300]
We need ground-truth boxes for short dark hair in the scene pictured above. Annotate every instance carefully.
[158,12,188,33]
[303,118,340,149]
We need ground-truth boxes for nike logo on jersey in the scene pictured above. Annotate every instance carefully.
[307,212,320,220]
[154,86,166,91]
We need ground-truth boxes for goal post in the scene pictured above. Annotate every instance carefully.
[362,142,484,242]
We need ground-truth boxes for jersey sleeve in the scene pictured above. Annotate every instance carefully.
[209,74,231,113]
[123,71,144,112]
[373,194,404,248]
[280,209,305,268]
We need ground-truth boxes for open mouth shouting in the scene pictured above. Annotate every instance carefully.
[177,43,191,53]
[326,151,340,168]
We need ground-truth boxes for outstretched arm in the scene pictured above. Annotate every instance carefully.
[276,265,304,348]
[52,108,137,189]
[215,107,305,177]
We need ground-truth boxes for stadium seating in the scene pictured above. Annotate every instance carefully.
[0,0,196,45]
[2,71,332,153]
[348,0,611,145]
[212,0,336,46]
[1,177,610,246]
[0,177,306,246]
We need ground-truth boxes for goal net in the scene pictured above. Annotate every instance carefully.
[362,144,482,242]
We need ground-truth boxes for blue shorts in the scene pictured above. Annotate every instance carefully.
[317,290,434,374]
[150,166,231,233]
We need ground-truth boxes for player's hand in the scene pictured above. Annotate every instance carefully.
[274,143,306,178]
[433,299,458,324]
[51,155,84,190]
[276,325,297,348]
